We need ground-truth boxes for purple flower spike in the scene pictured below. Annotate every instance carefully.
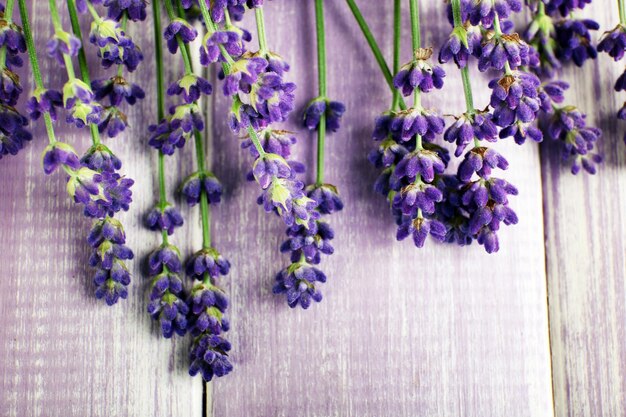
[0,106,32,159]
[164,18,198,54]
[189,334,233,381]
[167,74,213,104]
[281,221,334,264]
[545,0,592,17]
[457,147,509,181]
[302,98,346,133]
[444,111,498,157]
[145,204,184,235]
[439,26,482,68]
[180,172,223,206]
[489,71,542,128]
[467,0,522,28]
[200,31,244,66]
[26,88,63,121]
[42,142,81,175]
[273,262,325,309]
[396,216,446,248]
[597,25,626,61]
[394,48,445,96]
[0,68,22,107]
[555,19,598,67]
[149,244,182,275]
[92,76,145,107]
[478,33,530,72]
[104,0,148,21]
[148,119,186,155]
[253,153,293,189]
[147,270,189,338]
[46,31,81,66]
[391,107,445,143]
[305,184,343,215]
[186,248,231,280]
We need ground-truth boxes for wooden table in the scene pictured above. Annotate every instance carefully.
[1,1,624,416]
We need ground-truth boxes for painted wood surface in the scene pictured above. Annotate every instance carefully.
[541,2,626,416]
[0,1,623,417]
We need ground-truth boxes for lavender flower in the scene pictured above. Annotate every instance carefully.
[306,183,343,215]
[302,98,346,133]
[104,0,148,22]
[88,217,134,305]
[147,243,188,338]
[26,88,63,121]
[396,215,446,248]
[489,71,542,128]
[46,31,81,66]
[466,0,522,28]
[145,204,184,235]
[478,33,530,71]
[92,75,145,106]
[167,74,213,104]
[439,25,482,68]
[0,105,32,159]
[273,262,325,309]
[164,18,197,54]
[544,105,602,174]
[443,110,498,156]
[199,31,245,65]
[189,334,233,381]
[394,48,445,96]
[81,143,122,172]
[597,25,626,61]
[42,141,81,175]
[554,18,598,66]
[180,172,223,206]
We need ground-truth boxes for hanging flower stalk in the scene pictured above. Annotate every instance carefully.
[598,0,626,144]
[0,0,32,160]
[18,0,134,304]
[272,0,345,310]
[77,0,146,138]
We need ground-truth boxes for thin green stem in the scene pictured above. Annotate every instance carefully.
[451,0,475,114]
[153,0,170,245]
[346,0,406,109]
[408,0,422,107]
[392,0,401,110]
[85,1,102,22]
[117,13,128,76]
[537,1,546,16]
[409,0,421,50]
[254,7,268,54]
[619,0,626,25]
[18,0,57,144]
[315,0,327,185]
[66,0,101,145]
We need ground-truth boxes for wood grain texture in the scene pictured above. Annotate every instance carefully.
[541,3,626,417]
[0,4,203,417]
[209,2,554,416]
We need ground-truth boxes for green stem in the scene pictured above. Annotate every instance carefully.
[117,13,128,77]
[164,0,212,249]
[254,7,268,54]
[492,13,512,75]
[315,0,326,185]
[619,0,626,25]
[0,0,16,66]
[409,0,421,50]
[85,1,102,22]
[66,0,101,145]
[49,0,75,80]
[392,0,401,110]
[18,0,57,144]
[408,0,421,107]
[153,0,170,245]
[537,1,546,16]
[345,0,406,110]
[451,0,475,114]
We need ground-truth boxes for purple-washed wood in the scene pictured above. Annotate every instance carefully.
[209,2,553,416]
[541,3,626,416]
[0,3,202,416]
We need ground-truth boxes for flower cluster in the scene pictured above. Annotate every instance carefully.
[597,5,626,144]
[523,0,597,77]
[0,3,32,160]
[80,0,145,138]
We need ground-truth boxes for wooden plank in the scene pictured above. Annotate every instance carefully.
[0,4,203,416]
[542,3,626,416]
[209,1,554,416]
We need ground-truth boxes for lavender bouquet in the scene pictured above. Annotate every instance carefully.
[2,0,614,381]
